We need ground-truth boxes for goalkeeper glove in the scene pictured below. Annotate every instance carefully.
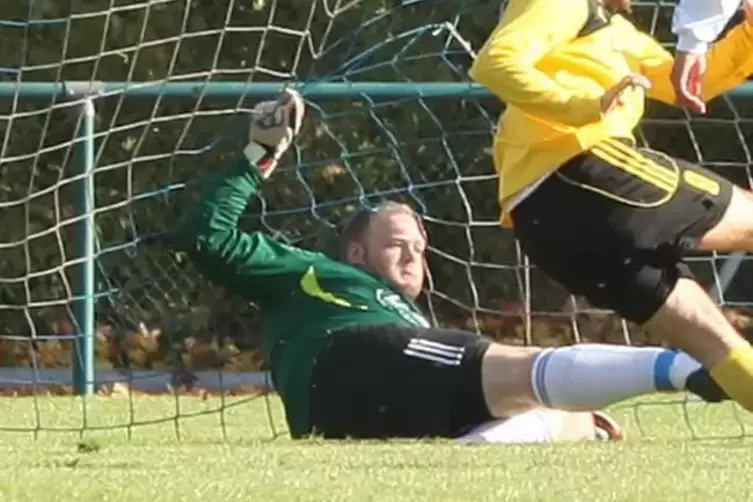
[244,88,305,179]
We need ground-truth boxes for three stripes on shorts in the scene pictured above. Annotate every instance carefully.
[403,338,465,366]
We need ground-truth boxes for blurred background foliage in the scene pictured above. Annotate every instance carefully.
[1,0,753,388]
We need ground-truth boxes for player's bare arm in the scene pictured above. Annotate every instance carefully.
[612,0,750,112]
[470,0,753,413]
[630,0,753,106]
[670,0,742,113]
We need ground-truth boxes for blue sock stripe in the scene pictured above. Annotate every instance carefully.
[653,350,677,391]
[534,349,555,407]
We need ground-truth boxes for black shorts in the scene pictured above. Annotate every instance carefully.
[511,138,732,324]
[307,324,493,439]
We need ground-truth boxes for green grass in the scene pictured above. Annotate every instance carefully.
[0,394,752,501]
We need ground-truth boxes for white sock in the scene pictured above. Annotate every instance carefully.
[531,344,702,410]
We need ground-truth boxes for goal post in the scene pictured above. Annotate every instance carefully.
[3,0,753,440]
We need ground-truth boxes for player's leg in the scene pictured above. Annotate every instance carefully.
[456,409,624,444]
[640,180,753,407]
[477,338,714,418]
[696,186,753,252]
[510,140,753,410]
[305,323,704,439]
[642,277,749,380]
[311,324,725,439]
[603,149,753,408]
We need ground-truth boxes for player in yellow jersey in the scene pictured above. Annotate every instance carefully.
[469,0,753,411]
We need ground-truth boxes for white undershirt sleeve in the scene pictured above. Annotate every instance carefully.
[672,0,742,53]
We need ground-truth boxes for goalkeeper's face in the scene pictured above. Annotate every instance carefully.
[359,208,427,299]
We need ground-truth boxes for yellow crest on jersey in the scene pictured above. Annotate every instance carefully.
[683,170,721,196]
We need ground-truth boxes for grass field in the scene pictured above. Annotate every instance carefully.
[0,393,752,501]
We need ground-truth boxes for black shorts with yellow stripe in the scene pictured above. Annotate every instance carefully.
[511,138,732,324]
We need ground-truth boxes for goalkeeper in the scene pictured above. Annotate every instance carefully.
[470,0,753,411]
[175,89,726,441]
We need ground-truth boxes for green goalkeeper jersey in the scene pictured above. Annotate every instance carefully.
[175,155,431,436]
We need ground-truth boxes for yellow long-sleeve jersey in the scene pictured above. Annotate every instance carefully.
[469,0,753,227]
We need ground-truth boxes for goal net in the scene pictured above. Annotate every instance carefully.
[1,0,753,441]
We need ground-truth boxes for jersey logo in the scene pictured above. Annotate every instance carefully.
[300,266,368,310]
[403,338,464,366]
[376,289,430,328]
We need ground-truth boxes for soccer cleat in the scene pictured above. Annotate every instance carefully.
[685,368,729,403]
[592,411,625,441]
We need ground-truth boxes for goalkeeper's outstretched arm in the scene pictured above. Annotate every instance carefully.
[173,91,311,308]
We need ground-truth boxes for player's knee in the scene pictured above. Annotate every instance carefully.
[643,277,746,368]
[647,278,753,413]
[479,343,545,419]
[698,186,753,252]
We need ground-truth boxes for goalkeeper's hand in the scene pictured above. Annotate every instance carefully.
[243,89,305,179]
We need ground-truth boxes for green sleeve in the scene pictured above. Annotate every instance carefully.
[174,155,318,308]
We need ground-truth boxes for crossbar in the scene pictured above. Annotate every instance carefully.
[1,81,753,100]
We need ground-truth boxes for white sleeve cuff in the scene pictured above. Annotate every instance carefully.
[675,34,709,54]
[671,0,742,52]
